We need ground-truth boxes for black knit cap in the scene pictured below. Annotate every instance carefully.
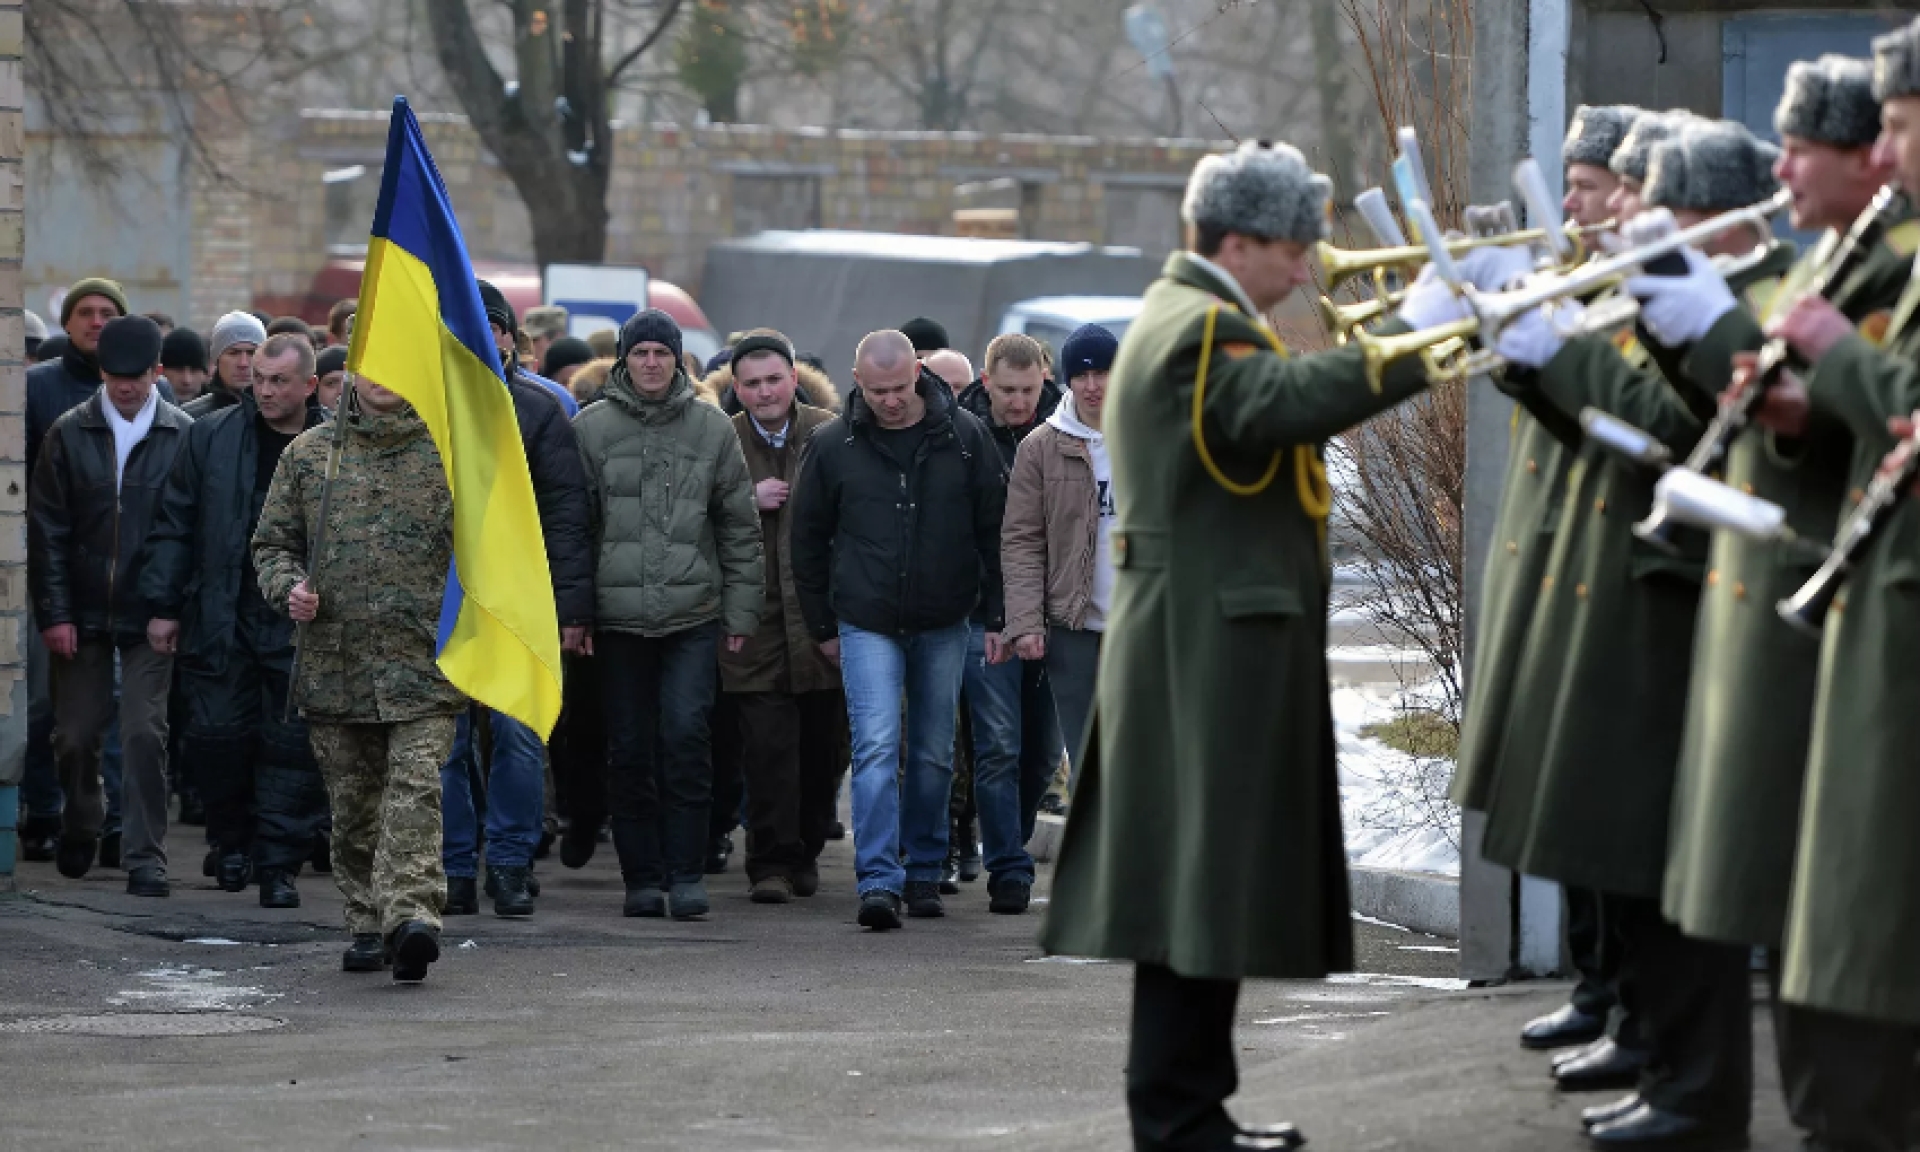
[476,279,516,335]
[97,315,164,377]
[160,326,207,371]
[541,336,595,379]
[316,346,349,378]
[731,328,795,370]
[899,316,949,353]
[618,308,683,363]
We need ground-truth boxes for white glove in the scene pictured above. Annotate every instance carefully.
[1455,244,1537,292]
[1394,264,1470,331]
[1622,246,1737,346]
[1494,302,1576,369]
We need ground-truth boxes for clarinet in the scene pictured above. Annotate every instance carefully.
[1636,185,1904,553]
[1776,434,1920,636]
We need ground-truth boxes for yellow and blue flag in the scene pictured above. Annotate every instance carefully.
[348,96,562,738]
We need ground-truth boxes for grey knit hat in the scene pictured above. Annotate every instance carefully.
[1643,120,1781,212]
[1564,105,1644,169]
[1872,17,1920,102]
[208,310,266,363]
[1182,140,1332,244]
[1776,55,1881,148]
[1610,112,1696,184]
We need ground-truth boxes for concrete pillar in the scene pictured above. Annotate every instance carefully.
[0,0,25,886]
[1459,0,1571,981]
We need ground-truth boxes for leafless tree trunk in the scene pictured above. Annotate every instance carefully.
[423,0,684,266]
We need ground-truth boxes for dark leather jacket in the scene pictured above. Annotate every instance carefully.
[30,392,194,643]
[138,391,326,671]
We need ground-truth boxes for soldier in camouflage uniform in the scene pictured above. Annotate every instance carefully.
[252,374,464,983]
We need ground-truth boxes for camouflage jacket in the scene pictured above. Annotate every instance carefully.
[251,402,465,723]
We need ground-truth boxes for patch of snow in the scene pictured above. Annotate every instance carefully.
[1400,945,1459,953]
[1024,956,1110,965]
[109,966,279,1011]
[1326,972,1470,992]
[1351,912,1411,932]
[1334,681,1461,877]
[183,937,245,946]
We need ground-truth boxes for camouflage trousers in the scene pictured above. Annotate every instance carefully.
[309,716,457,937]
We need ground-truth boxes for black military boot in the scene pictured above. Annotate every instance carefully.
[444,875,479,916]
[97,829,122,870]
[388,921,440,984]
[216,851,252,893]
[56,833,96,879]
[488,865,535,918]
[258,869,300,909]
[342,934,387,973]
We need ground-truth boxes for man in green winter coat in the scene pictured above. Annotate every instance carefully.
[1481,119,1794,1147]
[1453,102,1648,1058]
[572,309,763,922]
[1748,18,1920,1146]
[1037,140,1513,1152]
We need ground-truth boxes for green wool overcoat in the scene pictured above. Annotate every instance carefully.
[1781,279,1920,1026]
[1663,217,1918,948]
[1478,243,1797,899]
[1451,383,1581,812]
[1039,252,1428,981]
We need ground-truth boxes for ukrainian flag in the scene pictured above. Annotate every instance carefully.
[347,96,562,739]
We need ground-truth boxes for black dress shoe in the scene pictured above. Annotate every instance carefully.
[342,933,387,973]
[1556,1038,1649,1093]
[705,834,733,875]
[1522,1001,1608,1049]
[1587,1103,1748,1149]
[1554,1035,1612,1070]
[216,851,252,893]
[126,865,170,897]
[791,868,820,898]
[388,921,440,984]
[1238,1120,1306,1148]
[988,875,1032,915]
[97,830,122,870]
[958,852,983,883]
[1584,1093,1643,1129]
[56,834,96,879]
[258,869,300,909]
[825,819,847,841]
[445,876,479,916]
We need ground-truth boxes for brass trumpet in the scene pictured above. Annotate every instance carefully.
[1314,222,1606,293]
[1352,189,1792,387]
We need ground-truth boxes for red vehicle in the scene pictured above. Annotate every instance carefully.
[257,257,723,363]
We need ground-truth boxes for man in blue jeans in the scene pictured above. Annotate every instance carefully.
[441,285,596,918]
[790,329,1008,930]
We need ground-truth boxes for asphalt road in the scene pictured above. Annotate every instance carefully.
[0,820,1798,1151]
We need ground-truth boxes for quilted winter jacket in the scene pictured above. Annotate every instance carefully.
[572,364,764,638]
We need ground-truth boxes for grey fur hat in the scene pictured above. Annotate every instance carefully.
[1643,120,1781,212]
[1564,105,1644,169]
[1182,140,1332,245]
[1872,17,1920,102]
[1610,112,1696,184]
[1776,54,1881,148]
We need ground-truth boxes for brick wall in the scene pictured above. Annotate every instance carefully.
[234,111,1221,313]
[0,0,24,880]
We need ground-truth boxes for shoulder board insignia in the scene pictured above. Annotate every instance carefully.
[1744,278,1782,321]
[1611,329,1650,367]
[1218,341,1260,360]
[1858,309,1894,347]
[1884,219,1920,259]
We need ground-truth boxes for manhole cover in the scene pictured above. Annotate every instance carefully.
[0,1013,286,1037]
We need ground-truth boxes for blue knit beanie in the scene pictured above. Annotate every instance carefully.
[1057,324,1120,382]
